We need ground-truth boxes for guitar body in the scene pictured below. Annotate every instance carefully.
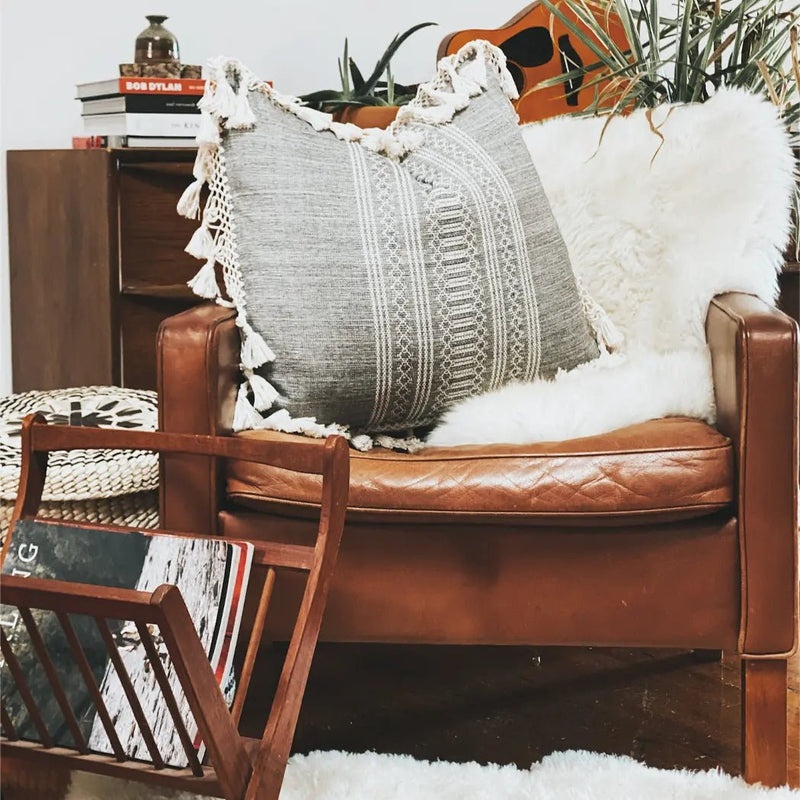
[438,1,628,123]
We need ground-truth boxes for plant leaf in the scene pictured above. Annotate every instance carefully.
[359,22,437,96]
[341,39,350,95]
[349,58,366,92]
[757,58,782,103]
[542,0,627,66]
[676,0,695,97]
[299,89,349,102]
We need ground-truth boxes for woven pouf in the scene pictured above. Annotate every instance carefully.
[0,387,159,542]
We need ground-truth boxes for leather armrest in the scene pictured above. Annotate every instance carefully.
[706,292,799,657]
[157,302,239,534]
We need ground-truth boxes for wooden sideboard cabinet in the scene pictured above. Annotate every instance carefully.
[7,148,203,392]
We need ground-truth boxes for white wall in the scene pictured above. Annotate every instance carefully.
[0,5,9,394]
[0,0,526,393]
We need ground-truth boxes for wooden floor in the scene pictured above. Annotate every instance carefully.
[242,643,800,788]
[2,643,798,796]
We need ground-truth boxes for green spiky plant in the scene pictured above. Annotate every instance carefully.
[538,0,800,243]
[301,22,437,111]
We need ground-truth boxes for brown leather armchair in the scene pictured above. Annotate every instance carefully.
[157,290,798,786]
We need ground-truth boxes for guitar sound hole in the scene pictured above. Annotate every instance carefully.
[499,27,554,68]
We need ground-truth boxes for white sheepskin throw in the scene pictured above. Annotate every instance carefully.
[66,749,800,799]
[428,89,795,446]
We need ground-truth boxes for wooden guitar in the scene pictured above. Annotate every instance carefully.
[438,0,628,123]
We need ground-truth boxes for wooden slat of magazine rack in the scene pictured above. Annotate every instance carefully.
[0,627,54,748]
[56,610,127,761]
[17,605,89,754]
[1,414,350,800]
[93,615,168,769]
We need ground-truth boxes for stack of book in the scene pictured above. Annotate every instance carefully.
[75,76,204,149]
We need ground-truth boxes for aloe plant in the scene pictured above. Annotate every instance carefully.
[301,22,437,111]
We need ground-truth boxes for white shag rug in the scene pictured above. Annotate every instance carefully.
[66,750,799,799]
[428,88,795,446]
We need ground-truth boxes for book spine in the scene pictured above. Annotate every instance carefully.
[117,77,204,95]
[82,95,201,115]
[73,136,197,149]
[83,113,201,137]
[127,115,200,136]
[73,135,109,149]
[131,95,199,114]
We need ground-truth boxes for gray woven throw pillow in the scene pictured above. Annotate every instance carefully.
[179,41,607,449]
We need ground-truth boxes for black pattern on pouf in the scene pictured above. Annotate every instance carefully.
[0,387,159,539]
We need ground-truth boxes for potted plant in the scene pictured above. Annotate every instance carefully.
[300,22,436,128]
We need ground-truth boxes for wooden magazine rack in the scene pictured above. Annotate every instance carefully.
[0,414,350,800]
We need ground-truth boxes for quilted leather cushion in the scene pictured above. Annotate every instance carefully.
[227,417,733,526]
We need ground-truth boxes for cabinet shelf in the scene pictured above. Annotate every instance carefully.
[121,280,196,301]
[9,148,209,391]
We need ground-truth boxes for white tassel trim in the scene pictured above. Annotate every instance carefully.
[198,58,256,129]
[396,102,456,126]
[350,432,425,452]
[176,179,203,219]
[193,148,212,181]
[438,55,486,96]
[237,315,276,368]
[259,408,345,439]
[350,434,374,451]
[196,111,221,146]
[592,310,625,353]
[394,39,518,129]
[373,433,425,453]
[292,105,334,131]
[244,369,281,411]
[203,67,239,120]
[187,258,220,299]
[329,121,363,140]
[185,224,215,259]
[197,40,517,165]
[227,83,256,129]
[233,384,265,432]
[577,279,625,353]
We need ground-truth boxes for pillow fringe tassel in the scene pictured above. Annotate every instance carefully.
[187,258,220,300]
[238,317,275,368]
[176,179,203,219]
[232,384,264,432]
[184,223,215,259]
[260,408,346,439]
[197,112,221,146]
[244,369,281,411]
[577,279,625,352]
[373,433,426,453]
[201,71,238,121]
[229,82,256,129]
[176,148,213,220]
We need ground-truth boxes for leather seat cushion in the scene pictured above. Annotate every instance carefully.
[226,417,734,526]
